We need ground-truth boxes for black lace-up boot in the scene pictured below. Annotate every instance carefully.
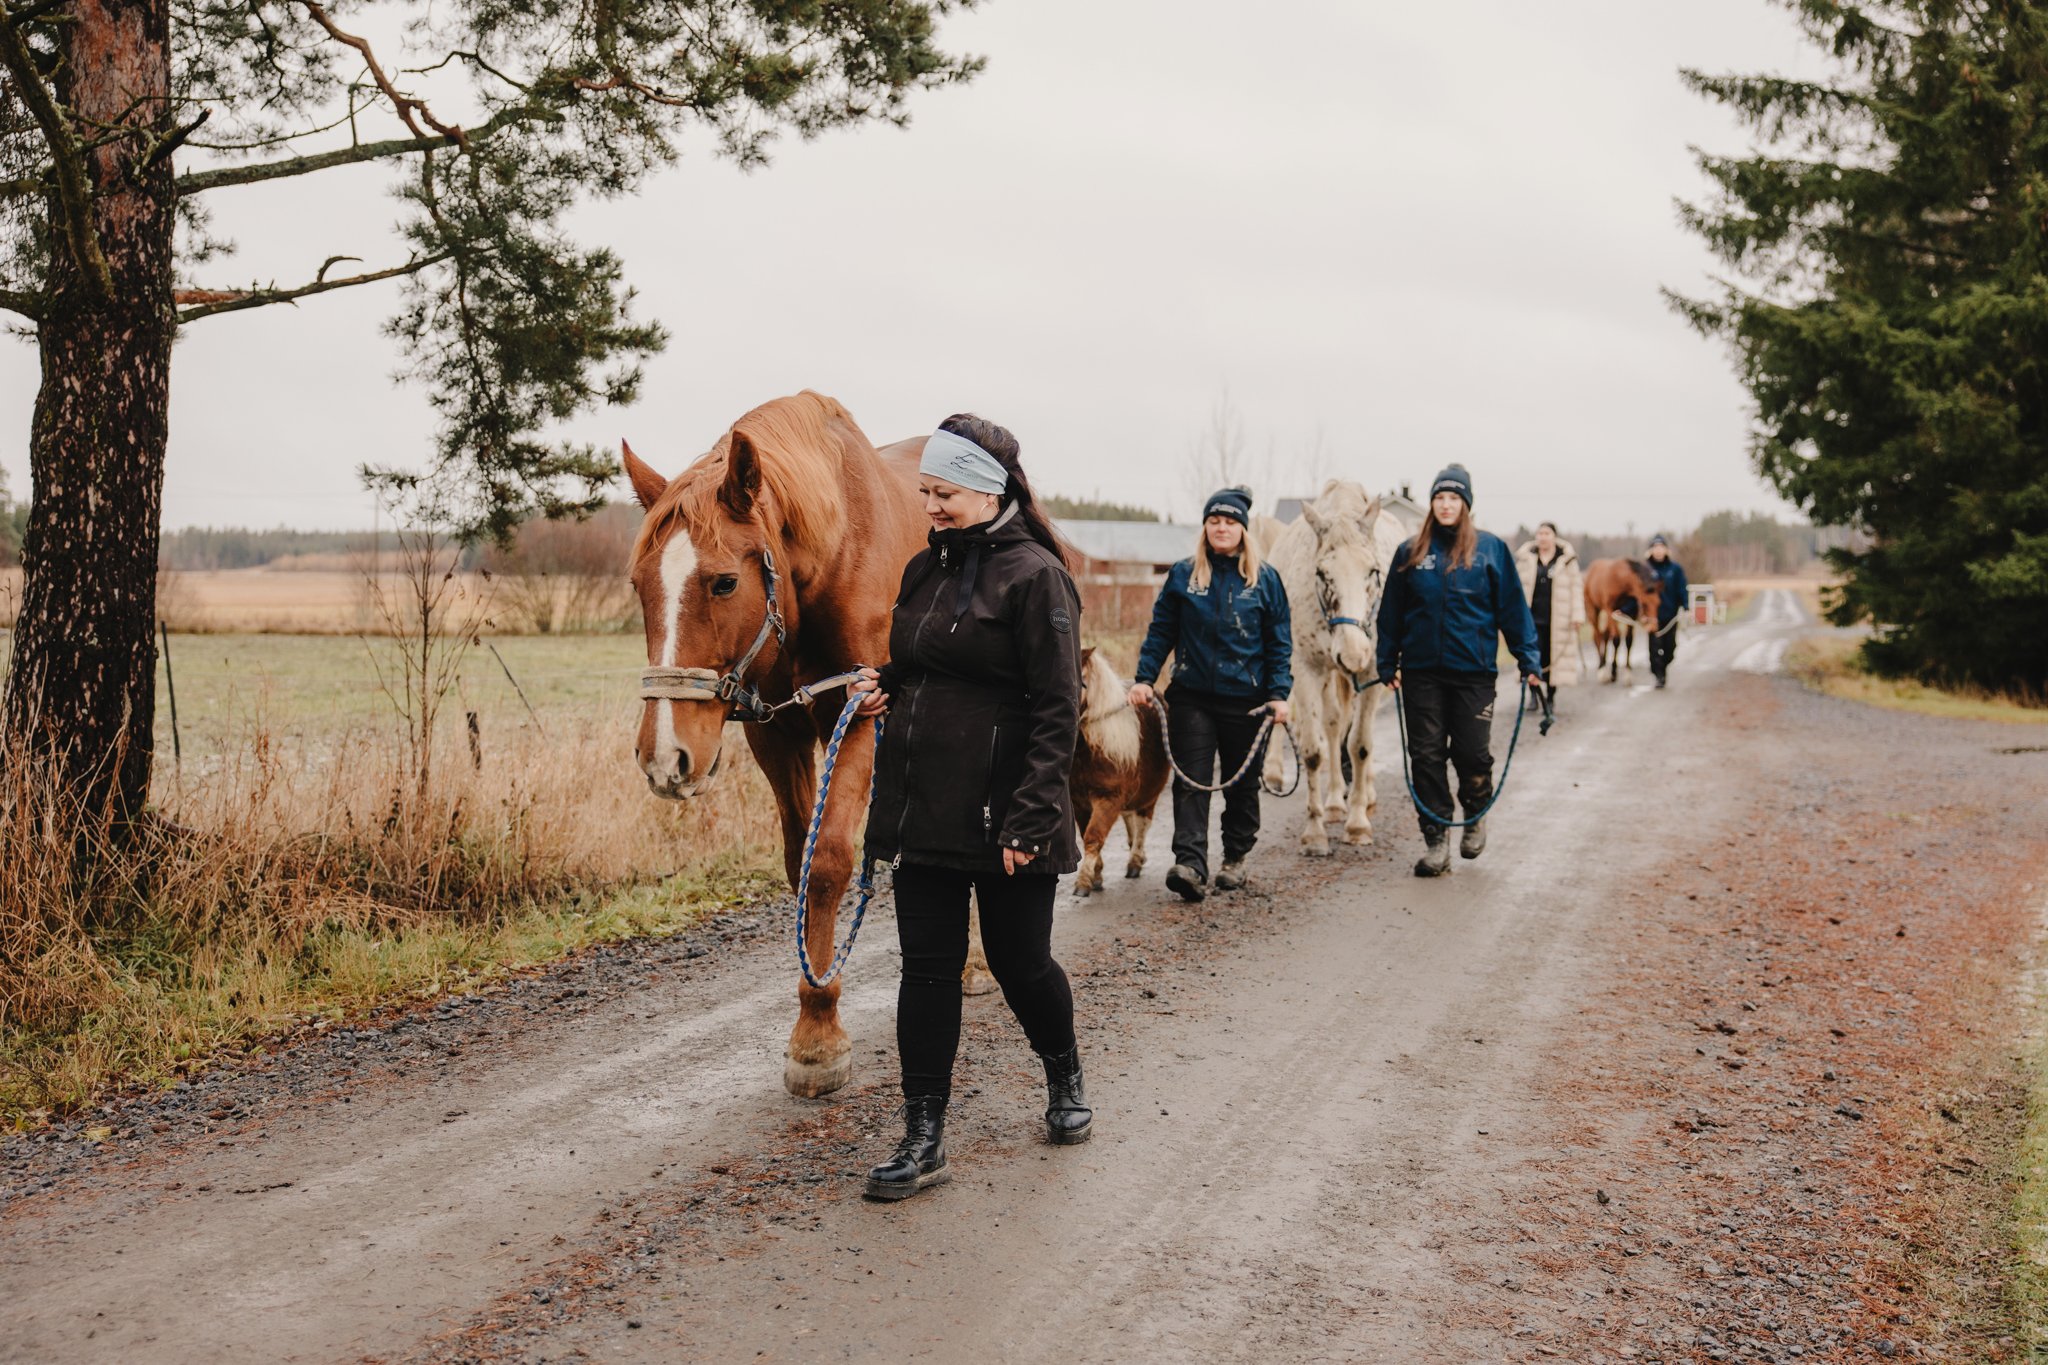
[865,1095,950,1200]
[1039,1047,1093,1144]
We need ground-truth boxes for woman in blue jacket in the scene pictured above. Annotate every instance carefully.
[1374,464,1543,878]
[1128,487,1292,902]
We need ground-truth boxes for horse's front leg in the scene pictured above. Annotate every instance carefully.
[1344,683,1379,845]
[1321,672,1351,828]
[1296,675,1332,857]
[747,721,853,1099]
[963,903,997,996]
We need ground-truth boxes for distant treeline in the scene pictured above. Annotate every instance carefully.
[1504,509,1842,578]
[157,526,396,570]
[1044,493,1160,522]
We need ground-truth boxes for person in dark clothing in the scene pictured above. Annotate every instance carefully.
[1643,534,1690,689]
[852,414,1091,1202]
[1374,464,1543,877]
[1128,486,1292,903]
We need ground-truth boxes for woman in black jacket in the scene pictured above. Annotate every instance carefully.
[851,413,1090,1202]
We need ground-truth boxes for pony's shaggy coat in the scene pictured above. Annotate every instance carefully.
[1069,647,1169,896]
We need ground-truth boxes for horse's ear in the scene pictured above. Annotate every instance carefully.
[720,430,763,520]
[1301,503,1326,537]
[622,440,667,510]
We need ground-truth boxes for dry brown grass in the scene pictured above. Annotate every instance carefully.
[0,713,783,1124]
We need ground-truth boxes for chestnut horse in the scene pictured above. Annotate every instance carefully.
[625,391,987,1099]
[1070,646,1169,896]
[1582,557,1663,684]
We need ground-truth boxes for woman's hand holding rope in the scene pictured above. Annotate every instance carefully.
[853,666,889,717]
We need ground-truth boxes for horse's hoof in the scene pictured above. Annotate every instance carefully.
[1323,806,1347,825]
[783,1049,852,1099]
[1344,826,1374,846]
[1124,862,1144,879]
[961,967,999,997]
[1301,841,1332,858]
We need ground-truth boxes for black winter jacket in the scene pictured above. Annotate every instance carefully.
[865,504,1084,876]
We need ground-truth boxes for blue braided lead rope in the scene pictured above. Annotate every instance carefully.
[794,691,882,989]
[1392,678,1529,830]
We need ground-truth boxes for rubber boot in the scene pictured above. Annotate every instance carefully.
[865,1096,950,1201]
[1413,830,1451,877]
[1039,1047,1093,1144]
[1213,859,1248,892]
[1165,863,1207,903]
[1460,816,1488,860]
[1538,686,1556,736]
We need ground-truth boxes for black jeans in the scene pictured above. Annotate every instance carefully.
[1167,689,1270,881]
[1401,670,1498,838]
[1649,623,1678,679]
[894,862,1076,1100]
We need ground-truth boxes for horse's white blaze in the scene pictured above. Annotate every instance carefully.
[650,529,699,783]
[657,529,698,668]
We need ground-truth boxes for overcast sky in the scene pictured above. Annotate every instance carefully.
[1,2,1828,538]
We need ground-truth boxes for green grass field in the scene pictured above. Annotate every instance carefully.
[0,631,650,757]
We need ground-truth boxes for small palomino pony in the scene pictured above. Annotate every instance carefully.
[626,391,989,1100]
[1257,480,1408,854]
[1582,557,1664,684]
[1069,646,1169,896]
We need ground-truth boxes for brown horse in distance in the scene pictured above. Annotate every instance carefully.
[1583,557,1664,684]
[626,391,985,1099]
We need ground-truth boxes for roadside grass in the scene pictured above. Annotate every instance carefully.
[1,854,782,1129]
[1787,635,2048,725]
[0,685,784,1128]
[2011,982,2048,1356]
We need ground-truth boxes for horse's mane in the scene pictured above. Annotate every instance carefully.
[1626,558,1659,593]
[632,391,853,564]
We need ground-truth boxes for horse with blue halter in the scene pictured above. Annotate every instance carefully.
[625,391,990,1098]
[1257,481,1409,854]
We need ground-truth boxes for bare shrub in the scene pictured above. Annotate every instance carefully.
[482,505,638,635]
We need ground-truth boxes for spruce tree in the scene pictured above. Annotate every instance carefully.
[0,0,981,821]
[1675,0,2048,695]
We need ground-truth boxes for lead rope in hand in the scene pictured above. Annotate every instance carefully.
[1148,694,1301,796]
[1392,678,1529,830]
[793,690,881,989]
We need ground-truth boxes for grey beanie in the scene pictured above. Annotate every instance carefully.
[1430,464,1473,508]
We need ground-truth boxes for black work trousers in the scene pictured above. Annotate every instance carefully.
[1401,670,1498,839]
[1167,689,1271,881]
[1649,623,1678,679]
[894,862,1076,1101]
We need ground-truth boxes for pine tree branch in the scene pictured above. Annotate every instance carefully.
[0,286,45,320]
[0,0,112,298]
[0,174,44,200]
[298,0,466,144]
[176,104,540,195]
[175,250,456,323]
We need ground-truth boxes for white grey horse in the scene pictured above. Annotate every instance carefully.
[1255,481,1406,855]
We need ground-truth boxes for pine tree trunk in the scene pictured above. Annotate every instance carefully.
[0,0,174,824]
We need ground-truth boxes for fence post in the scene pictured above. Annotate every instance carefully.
[158,618,182,774]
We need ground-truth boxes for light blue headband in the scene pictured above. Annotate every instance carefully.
[920,428,1009,495]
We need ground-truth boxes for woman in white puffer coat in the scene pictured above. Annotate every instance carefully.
[1514,522,1584,734]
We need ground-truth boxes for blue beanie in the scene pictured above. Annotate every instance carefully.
[1430,464,1473,507]
[1649,534,1669,548]
[1204,486,1253,526]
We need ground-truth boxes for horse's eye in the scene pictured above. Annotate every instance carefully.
[711,575,740,598]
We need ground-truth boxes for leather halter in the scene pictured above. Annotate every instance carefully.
[638,550,859,724]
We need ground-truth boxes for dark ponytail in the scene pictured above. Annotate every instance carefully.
[938,412,1075,568]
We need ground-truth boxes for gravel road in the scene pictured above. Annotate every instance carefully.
[4,593,2042,1364]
